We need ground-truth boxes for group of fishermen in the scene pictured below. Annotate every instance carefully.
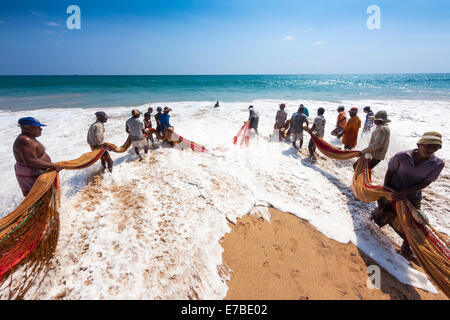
[249,103,384,159]
[246,102,444,260]
[12,103,444,261]
[12,106,174,195]
[87,106,175,172]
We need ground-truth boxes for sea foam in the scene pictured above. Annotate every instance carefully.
[0,98,448,298]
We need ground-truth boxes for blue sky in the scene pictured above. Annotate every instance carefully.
[0,0,449,74]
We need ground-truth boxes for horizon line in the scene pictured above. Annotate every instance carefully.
[1,72,450,76]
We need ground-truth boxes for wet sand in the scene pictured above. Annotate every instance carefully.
[222,208,447,300]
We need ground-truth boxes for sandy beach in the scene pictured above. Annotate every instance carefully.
[222,208,447,300]
[1,98,448,299]
[1,0,450,302]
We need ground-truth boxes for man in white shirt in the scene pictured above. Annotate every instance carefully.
[126,109,148,159]
[87,111,113,172]
[354,110,391,170]
[248,106,260,134]
[307,107,326,159]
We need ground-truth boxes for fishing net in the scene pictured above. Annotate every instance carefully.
[0,138,131,299]
[310,132,450,297]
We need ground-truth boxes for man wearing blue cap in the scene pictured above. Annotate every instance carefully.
[13,117,63,196]
[87,111,113,172]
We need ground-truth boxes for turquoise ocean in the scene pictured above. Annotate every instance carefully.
[1,74,450,298]
[0,74,449,111]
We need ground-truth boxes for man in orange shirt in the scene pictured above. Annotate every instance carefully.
[331,106,347,139]
[342,107,361,150]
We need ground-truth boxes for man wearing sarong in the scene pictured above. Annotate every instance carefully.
[154,106,163,134]
[126,109,148,159]
[370,132,444,259]
[143,112,157,147]
[144,107,153,120]
[160,107,174,143]
[354,110,391,170]
[331,106,347,139]
[87,111,113,172]
[362,106,375,133]
[274,103,287,140]
[248,105,260,134]
[291,105,309,150]
[342,107,361,150]
[307,107,326,159]
[13,117,63,196]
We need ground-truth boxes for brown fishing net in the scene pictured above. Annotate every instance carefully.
[0,138,130,299]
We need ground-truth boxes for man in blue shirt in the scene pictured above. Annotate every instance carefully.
[160,107,173,143]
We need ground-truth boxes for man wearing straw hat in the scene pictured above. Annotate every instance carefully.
[370,131,444,259]
[354,110,391,170]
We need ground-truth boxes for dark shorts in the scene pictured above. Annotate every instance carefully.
[250,118,259,130]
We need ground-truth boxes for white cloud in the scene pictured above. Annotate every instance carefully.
[30,10,46,18]
[283,35,295,41]
[46,21,60,27]
[312,40,324,46]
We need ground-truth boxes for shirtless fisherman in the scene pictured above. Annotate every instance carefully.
[13,117,63,196]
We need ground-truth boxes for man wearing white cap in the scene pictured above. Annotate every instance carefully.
[87,111,113,172]
[248,105,260,134]
[370,131,444,259]
[126,109,148,158]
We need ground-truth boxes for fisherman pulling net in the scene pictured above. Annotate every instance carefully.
[1,124,131,299]
[308,131,449,297]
